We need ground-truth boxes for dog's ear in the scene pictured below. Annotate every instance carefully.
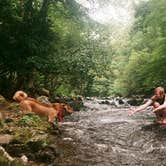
[63,104,73,113]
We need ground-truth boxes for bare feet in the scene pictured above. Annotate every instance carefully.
[157,119,166,125]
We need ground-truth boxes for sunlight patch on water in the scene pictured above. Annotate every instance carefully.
[112,145,136,158]
[145,145,166,153]
[99,118,135,124]
[63,137,73,141]
[94,143,108,151]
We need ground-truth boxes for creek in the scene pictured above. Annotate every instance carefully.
[51,98,166,166]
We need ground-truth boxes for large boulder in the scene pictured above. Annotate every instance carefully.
[53,96,84,112]
[127,97,144,106]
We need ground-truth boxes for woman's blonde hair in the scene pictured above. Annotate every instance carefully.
[154,87,165,96]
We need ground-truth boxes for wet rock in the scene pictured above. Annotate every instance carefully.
[36,145,58,163]
[4,132,49,163]
[0,145,14,162]
[36,96,51,104]
[98,100,111,105]
[92,97,130,108]
[0,146,25,166]
[113,98,130,108]
[63,137,73,141]
[126,97,144,106]
[118,98,125,105]
[20,155,28,165]
[53,96,84,112]
[38,88,50,97]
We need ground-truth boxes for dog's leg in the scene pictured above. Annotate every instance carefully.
[20,101,32,114]
[50,121,62,135]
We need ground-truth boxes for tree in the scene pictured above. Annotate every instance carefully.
[113,0,166,96]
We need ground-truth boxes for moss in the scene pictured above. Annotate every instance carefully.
[0,157,25,166]
[7,104,20,111]
[17,113,43,127]
[0,156,10,166]
[12,128,34,143]
[11,158,24,166]
[0,120,4,127]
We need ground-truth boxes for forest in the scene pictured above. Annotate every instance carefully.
[0,0,166,99]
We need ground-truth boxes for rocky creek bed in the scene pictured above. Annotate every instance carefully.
[1,97,166,166]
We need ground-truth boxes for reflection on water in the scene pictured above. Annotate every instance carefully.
[54,99,166,166]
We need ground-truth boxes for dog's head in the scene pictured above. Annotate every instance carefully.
[13,90,28,102]
[62,104,73,113]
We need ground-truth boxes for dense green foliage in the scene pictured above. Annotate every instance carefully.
[0,0,111,98]
[0,0,56,97]
[113,0,166,96]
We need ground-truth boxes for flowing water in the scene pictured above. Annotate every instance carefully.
[52,99,166,166]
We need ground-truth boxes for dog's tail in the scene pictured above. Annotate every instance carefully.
[13,90,28,101]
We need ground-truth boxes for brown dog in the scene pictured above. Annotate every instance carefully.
[52,103,73,122]
[13,91,58,123]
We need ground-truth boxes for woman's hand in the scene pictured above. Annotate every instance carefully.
[128,108,136,116]
[152,108,158,113]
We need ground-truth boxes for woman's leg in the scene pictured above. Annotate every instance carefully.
[155,110,164,124]
[158,109,166,124]
[152,102,164,124]
[153,102,160,108]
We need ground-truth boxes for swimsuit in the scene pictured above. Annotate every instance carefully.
[151,95,165,105]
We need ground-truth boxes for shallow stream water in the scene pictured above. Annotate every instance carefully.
[51,99,166,166]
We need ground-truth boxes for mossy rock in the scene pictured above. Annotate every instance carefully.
[0,156,11,166]
[4,131,49,159]
[7,104,20,111]
[12,127,42,144]
[0,119,4,127]
[11,158,24,166]
[17,113,43,127]
[54,96,84,111]
[11,127,37,144]
[0,155,24,166]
